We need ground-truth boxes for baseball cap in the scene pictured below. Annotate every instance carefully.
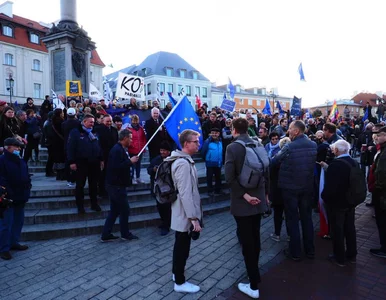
[0,100,7,107]
[67,108,76,116]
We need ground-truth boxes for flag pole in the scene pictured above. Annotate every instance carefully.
[137,97,184,157]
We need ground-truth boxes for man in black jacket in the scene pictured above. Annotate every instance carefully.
[147,141,172,236]
[101,130,139,241]
[67,114,103,214]
[95,114,118,197]
[321,140,358,267]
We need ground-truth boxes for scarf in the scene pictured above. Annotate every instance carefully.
[267,142,280,159]
[82,125,96,141]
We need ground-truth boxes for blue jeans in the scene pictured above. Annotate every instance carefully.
[130,154,142,179]
[282,189,315,257]
[101,185,130,238]
[0,206,25,252]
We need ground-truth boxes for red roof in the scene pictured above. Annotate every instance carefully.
[352,93,386,106]
[0,13,105,66]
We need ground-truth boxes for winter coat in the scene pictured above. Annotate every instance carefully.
[201,137,223,167]
[128,125,146,155]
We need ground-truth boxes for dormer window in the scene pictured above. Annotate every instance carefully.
[2,25,13,37]
[30,33,39,44]
[180,69,186,78]
[142,68,147,76]
[193,71,198,80]
[166,68,173,77]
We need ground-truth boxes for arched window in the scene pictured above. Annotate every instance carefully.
[32,59,41,71]
[4,53,14,65]
[2,25,13,37]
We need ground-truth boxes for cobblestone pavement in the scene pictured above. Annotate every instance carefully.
[221,203,386,300]
[0,208,295,300]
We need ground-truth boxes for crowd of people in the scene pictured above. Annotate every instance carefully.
[0,96,386,299]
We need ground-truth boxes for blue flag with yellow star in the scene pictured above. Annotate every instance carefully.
[164,96,203,150]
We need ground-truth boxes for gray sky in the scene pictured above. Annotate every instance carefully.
[11,0,386,106]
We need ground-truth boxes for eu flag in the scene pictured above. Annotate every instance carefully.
[164,96,203,150]
[276,100,285,114]
[298,63,306,81]
[228,78,235,99]
[262,98,272,115]
[168,92,177,107]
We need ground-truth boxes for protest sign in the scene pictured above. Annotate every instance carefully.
[220,99,236,112]
[115,72,145,102]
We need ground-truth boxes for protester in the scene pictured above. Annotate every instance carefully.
[21,97,37,113]
[96,114,118,196]
[222,118,233,163]
[51,109,66,181]
[265,132,281,159]
[61,108,80,186]
[23,109,40,163]
[170,129,202,294]
[145,107,168,160]
[258,127,269,146]
[42,111,55,177]
[225,118,269,299]
[321,140,358,266]
[370,126,386,258]
[113,116,123,133]
[67,114,103,214]
[273,120,317,261]
[101,130,139,241]
[202,112,221,140]
[128,115,147,184]
[147,141,172,235]
[0,107,22,147]
[0,138,31,260]
[39,95,53,125]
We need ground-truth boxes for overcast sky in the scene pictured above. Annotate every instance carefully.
[11,0,386,106]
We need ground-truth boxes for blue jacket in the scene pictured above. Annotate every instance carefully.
[25,116,40,136]
[106,143,133,187]
[273,134,317,190]
[0,151,31,205]
[67,125,103,164]
[201,137,223,167]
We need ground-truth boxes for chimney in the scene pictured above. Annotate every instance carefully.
[0,1,13,18]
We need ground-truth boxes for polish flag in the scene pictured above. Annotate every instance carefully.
[195,94,201,109]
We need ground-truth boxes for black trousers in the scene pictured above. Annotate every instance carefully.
[373,190,386,251]
[172,231,191,285]
[234,214,262,290]
[23,137,39,162]
[272,203,288,236]
[330,207,357,264]
[156,200,171,229]
[75,161,100,209]
[98,165,107,197]
[206,166,221,193]
[45,146,54,175]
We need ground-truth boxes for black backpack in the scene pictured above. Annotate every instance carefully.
[154,157,185,204]
[341,159,367,207]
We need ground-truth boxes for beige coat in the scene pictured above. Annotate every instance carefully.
[169,150,202,232]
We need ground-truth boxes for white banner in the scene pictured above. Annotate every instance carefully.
[115,72,145,101]
[89,83,103,102]
[51,89,65,109]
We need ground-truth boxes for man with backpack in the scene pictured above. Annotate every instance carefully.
[225,118,270,299]
[321,140,364,266]
[168,129,202,294]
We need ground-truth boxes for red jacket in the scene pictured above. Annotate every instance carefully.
[128,126,146,155]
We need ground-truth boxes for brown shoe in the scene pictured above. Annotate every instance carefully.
[0,251,12,260]
[11,244,29,251]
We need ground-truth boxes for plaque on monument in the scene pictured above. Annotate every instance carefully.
[53,49,66,92]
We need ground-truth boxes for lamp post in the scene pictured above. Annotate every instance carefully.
[269,91,277,114]
[325,100,329,116]
[7,75,14,108]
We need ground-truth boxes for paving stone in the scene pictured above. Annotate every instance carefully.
[75,286,105,300]
[117,283,143,298]
[95,285,124,300]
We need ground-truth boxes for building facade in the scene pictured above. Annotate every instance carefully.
[307,99,363,118]
[0,1,104,106]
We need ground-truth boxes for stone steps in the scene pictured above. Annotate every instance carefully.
[21,200,230,241]
[24,193,228,225]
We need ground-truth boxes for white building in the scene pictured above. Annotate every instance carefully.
[0,1,104,106]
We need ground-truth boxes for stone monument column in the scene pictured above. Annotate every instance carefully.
[42,0,95,98]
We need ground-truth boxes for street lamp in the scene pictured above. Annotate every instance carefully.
[269,91,277,113]
[6,75,14,108]
[325,100,329,116]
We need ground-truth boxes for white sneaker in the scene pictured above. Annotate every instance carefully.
[136,178,144,184]
[174,282,200,293]
[270,233,280,242]
[238,283,259,299]
[172,274,175,282]
[67,182,75,187]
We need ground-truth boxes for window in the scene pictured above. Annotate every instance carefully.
[168,83,173,93]
[193,72,198,80]
[166,68,173,77]
[90,71,94,82]
[351,107,354,112]
[30,33,39,44]
[195,87,200,97]
[186,86,191,96]
[178,85,183,95]
[356,108,359,113]
[33,83,41,99]
[248,99,252,105]
[32,59,41,71]
[4,53,14,65]
[240,99,244,105]
[202,87,207,98]
[2,25,13,37]
[147,83,151,95]
[159,83,165,94]
[180,69,186,78]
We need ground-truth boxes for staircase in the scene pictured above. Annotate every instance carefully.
[22,149,230,241]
